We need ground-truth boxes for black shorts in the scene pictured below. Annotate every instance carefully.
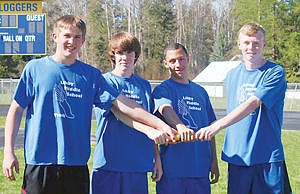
[21,164,89,194]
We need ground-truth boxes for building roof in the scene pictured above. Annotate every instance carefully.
[193,61,241,82]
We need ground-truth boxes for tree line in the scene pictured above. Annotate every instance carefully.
[0,0,299,82]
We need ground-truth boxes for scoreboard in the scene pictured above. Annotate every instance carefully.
[0,1,46,55]
[0,14,46,55]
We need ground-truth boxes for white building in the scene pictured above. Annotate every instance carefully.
[193,60,300,99]
[193,61,241,97]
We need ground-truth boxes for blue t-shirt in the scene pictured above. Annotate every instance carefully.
[222,61,287,166]
[93,72,154,172]
[14,56,119,165]
[152,78,216,178]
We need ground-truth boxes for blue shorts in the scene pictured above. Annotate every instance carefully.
[156,176,211,194]
[90,169,148,194]
[228,161,292,194]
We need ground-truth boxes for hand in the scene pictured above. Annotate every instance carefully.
[195,125,219,141]
[2,152,19,181]
[164,133,182,146]
[209,159,219,184]
[159,125,178,143]
[177,124,195,142]
[152,156,163,182]
[146,129,171,145]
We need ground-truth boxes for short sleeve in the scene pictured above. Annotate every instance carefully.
[152,84,172,114]
[255,65,286,109]
[14,62,35,108]
[95,74,119,115]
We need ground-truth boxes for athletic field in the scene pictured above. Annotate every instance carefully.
[0,120,299,194]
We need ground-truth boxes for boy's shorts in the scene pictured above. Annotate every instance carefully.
[90,169,148,194]
[228,161,292,194]
[156,176,211,194]
[22,164,89,194]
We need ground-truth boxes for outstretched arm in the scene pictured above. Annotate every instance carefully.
[111,105,171,144]
[112,94,178,141]
[196,96,262,141]
[2,100,24,180]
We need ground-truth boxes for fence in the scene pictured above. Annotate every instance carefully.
[0,79,299,111]
[150,80,300,112]
[0,79,19,105]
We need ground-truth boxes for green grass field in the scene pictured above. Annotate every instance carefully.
[1,119,299,194]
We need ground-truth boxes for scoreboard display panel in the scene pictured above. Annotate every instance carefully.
[0,14,46,55]
[0,1,45,55]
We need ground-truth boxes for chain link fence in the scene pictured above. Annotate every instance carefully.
[0,79,19,105]
[0,79,299,112]
[150,80,300,112]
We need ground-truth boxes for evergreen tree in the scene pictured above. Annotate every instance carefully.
[0,56,23,78]
[87,0,111,72]
[274,0,300,82]
[209,30,228,62]
[141,0,177,79]
[229,0,300,82]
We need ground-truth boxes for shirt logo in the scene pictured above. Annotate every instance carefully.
[53,83,76,119]
[178,98,198,129]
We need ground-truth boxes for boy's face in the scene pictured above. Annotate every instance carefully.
[52,27,85,61]
[164,48,189,84]
[114,50,136,75]
[238,31,266,64]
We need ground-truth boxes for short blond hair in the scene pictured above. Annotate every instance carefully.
[238,22,266,39]
[53,15,86,39]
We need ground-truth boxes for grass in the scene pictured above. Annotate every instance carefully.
[1,93,300,111]
[1,119,299,194]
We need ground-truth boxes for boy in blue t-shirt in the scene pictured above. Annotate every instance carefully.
[153,43,219,194]
[91,31,174,194]
[2,15,175,194]
[197,22,292,194]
